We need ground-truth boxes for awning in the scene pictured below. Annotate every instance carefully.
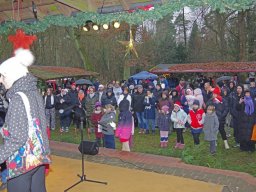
[150,62,256,74]
[29,66,99,80]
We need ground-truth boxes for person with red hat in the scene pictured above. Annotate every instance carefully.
[171,101,188,149]
[207,87,230,149]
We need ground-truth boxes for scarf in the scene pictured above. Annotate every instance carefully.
[244,96,254,115]
[78,92,85,101]
[45,95,54,106]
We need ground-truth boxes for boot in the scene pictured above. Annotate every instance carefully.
[179,144,185,149]
[224,140,230,149]
[174,142,180,149]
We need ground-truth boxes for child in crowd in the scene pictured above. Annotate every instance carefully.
[116,95,134,151]
[98,104,116,149]
[188,100,205,145]
[171,101,188,149]
[203,104,219,154]
[158,105,172,148]
[91,102,104,146]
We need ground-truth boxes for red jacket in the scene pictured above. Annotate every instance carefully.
[189,109,204,129]
[91,111,104,138]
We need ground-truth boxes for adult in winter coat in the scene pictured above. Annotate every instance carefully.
[44,87,56,130]
[0,49,50,191]
[131,85,146,134]
[144,89,156,134]
[112,81,123,101]
[207,87,230,149]
[56,89,72,132]
[229,85,244,147]
[101,89,117,108]
[73,90,86,130]
[85,86,99,132]
[236,90,256,152]
[153,84,162,101]
[202,82,213,108]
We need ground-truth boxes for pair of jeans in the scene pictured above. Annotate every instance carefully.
[45,108,56,130]
[192,133,200,145]
[209,140,216,153]
[176,128,184,144]
[60,110,71,128]
[136,112,146,129]
[145,119,155,131]
[103,134,115,149]
[7,165,46,192]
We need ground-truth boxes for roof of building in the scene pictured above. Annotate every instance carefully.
[29,66,99,80]
[150,62,256,73]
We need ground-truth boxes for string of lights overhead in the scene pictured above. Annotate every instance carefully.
[82,20,120,32]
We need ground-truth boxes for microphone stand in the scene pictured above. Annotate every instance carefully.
[64,116,107,192]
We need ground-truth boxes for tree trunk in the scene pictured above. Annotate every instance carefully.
[216,11,227,60]
[182,8,187,47]
[238,11,247,61]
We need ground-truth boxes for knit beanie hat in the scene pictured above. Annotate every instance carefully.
[174,101,182,108]
[95,101,102,108]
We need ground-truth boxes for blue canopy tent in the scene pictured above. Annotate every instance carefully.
[130,71,158,80]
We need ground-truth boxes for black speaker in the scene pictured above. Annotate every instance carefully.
[78,140,99,155]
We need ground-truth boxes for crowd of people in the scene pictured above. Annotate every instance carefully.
[42,74,256,154]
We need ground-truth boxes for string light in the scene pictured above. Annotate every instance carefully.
[102,23,109,30]
[113,21,120,29]
[82,25,90,32]
[92,23,99,31]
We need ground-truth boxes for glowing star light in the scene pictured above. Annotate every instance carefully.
[119,29,138,58]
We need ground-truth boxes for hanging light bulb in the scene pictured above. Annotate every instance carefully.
[103,23,109,30]
[82,25,90,32]
[113,21,120,29]
[92,23,99,31]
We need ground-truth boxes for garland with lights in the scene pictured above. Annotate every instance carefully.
[0,0,255,34]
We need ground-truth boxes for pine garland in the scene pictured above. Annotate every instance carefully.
[0,0,254,34]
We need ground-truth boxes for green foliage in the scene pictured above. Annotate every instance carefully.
[0,0,255,34]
